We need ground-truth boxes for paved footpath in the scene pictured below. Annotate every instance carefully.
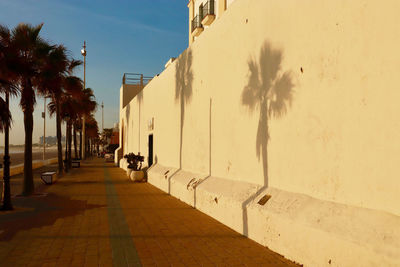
[0,159,300,267]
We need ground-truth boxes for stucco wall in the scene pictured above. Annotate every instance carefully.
[121,0,400,217]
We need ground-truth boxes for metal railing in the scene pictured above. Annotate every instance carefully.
[191,15,203,33]
[202,0,215,17]
[122,73,153,85]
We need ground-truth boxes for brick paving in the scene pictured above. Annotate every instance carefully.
[0,158,300,266]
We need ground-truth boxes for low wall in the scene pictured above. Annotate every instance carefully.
[0,158,58,178]
[147,165,400,267]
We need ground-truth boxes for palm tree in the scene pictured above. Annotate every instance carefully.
[79,88,97,157]
[47,76,83,171]
[41,45,82,175]
[0,25,17,210]
[1,24,23,206]
[5,23,52,195]
[85,114,99,156]
[73,118,81,159]
[65,84,96,161]
[0,25,14,210]
[0,92,13,210]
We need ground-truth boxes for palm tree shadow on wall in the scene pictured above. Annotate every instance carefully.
[124,103,130,152]
[125,103,130,130]
[241,41,295,236]
[167,49,193,193]
[137,90,143,153]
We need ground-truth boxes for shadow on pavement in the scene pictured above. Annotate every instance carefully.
[0,193,105,241]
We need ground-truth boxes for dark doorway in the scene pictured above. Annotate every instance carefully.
[148,134,153,167]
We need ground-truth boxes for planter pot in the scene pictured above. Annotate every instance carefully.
[126,168,133,178]
[130,170,144,182]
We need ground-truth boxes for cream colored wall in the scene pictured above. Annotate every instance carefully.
[226,0,235,8]
[121,0,400,216]
[218,0,226,17]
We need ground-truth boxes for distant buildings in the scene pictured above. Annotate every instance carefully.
[39,136,65,145]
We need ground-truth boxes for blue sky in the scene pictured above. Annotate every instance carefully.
[0,0,188,145]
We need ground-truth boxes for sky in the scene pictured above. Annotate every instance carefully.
[0,0,188,145]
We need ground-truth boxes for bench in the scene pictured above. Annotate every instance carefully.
[105,154,114,162]
[71,161,80,168]
[41,172,56,185]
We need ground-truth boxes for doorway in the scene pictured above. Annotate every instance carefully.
[148,134,153,167]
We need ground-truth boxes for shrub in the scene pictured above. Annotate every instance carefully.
[123,152,144,171]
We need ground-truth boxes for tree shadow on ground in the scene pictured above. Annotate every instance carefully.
[0,193,105,241]
[241,41,294,236]
[167,49,194,193]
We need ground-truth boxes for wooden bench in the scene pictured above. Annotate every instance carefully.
[71,161,80,168]
[41,172,56,185]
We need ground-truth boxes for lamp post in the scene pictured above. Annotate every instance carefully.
[101,102,104,133]
[101,102,104,153]
[81,41,86,160]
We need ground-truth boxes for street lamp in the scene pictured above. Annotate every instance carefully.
[101,101,104,133]
[101,102,104,153]
[81,41,86,160]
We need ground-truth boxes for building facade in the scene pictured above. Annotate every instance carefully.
[116,0,400,266]
[188,0,237,44]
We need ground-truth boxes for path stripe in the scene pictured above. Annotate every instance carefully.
[104,165,141,267]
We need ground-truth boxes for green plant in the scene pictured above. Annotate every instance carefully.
[124,152,144,171]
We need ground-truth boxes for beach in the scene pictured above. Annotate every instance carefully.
[0,147,59,166]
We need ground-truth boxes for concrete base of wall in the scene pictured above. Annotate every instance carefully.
[114,147,123,166]
[0,158,58,178]
[141,163,400,267]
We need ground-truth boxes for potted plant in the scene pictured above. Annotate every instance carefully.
[123,152,145,182]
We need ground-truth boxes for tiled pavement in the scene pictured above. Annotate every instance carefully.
[0,159,300,267]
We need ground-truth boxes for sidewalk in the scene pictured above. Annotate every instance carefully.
[0,159,300,267]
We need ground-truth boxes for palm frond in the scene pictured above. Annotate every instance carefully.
[0,96,12,132]
[68,59,82,73]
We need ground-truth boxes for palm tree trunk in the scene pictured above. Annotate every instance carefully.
[64,122,68,173]
[79,129,82,159]
[87,138,90,156]
[56,98,63,174]
[67,122,72,169]
[22,104,34,196]
[86,136,89,157]
[73,124,78,159]
[2,92,12,210]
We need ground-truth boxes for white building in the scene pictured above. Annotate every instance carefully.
[117,0,400,266]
